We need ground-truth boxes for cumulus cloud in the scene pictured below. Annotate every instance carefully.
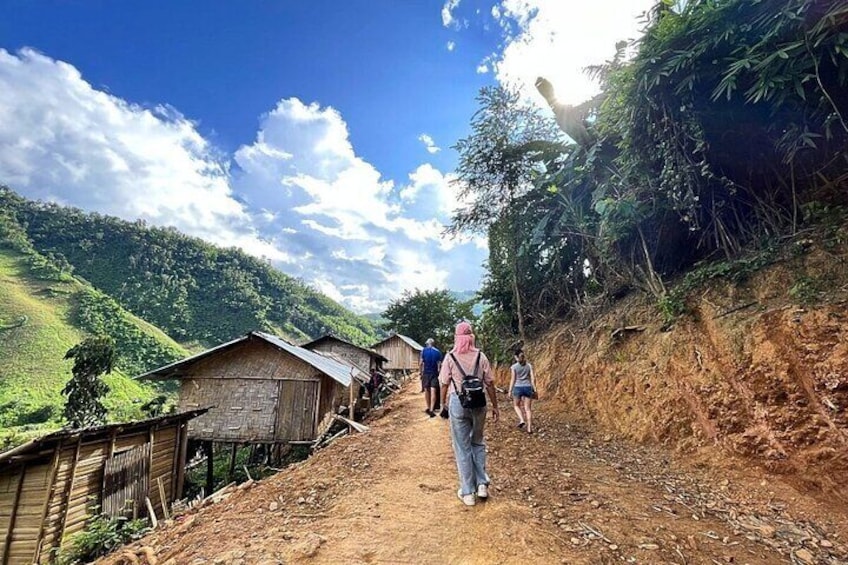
[418,133,441,154]
[0,49,487,312]
[447,40,456,51]
[0,48,290,262]
[476,63,489,74]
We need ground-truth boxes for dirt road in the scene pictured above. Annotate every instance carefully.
[108,383,848,564]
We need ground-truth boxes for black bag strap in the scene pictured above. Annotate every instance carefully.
[449,352,481,381]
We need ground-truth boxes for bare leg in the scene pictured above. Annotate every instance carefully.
[428,386,438,412]
[512,396,525,426]
[424,388,432,412]
[523,396,533,433]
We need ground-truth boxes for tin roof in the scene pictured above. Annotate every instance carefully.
[137,331,365,387]
[372,333,424,351]
[0,409,208,467]
[301,334,389,363]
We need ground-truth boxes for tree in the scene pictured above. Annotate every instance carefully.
[382,289,475,350]
[62,336,116,428]
[449,85,565,342]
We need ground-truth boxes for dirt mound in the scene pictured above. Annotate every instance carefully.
[529,242,848,503]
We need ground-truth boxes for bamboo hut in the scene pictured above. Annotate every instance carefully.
[301,334,387,373]
[371,334,423,373]
[0,410,205,564]
[138,331,368,446]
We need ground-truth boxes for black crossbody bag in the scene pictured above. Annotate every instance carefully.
[449,352,487,409]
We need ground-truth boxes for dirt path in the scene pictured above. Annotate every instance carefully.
[107,383,848,565]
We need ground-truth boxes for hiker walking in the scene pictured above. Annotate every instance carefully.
[439,321,499,506]
[420,338,443,417]
[509,350,538,433]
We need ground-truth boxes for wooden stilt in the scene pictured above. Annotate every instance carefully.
[205,441,214,495]
[228,443,238,481]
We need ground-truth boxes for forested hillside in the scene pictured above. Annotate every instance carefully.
[0,215,186,444]
[0,188,379,347]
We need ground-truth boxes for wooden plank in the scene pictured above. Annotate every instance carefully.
[1,466,26,565]
[32,442,61,563]
[175,423,189,500]
[55,437,81,551]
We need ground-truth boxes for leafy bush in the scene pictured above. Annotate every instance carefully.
[57,514,150,564]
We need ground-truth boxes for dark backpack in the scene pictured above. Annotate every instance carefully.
[449,352,487,409]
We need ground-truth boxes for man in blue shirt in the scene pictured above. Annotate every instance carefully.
[420,338,443,418]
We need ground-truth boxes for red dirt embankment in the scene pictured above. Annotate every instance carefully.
[531,242,848,504]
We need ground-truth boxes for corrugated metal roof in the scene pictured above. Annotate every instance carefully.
[373,333,424,351]
[301,334,389,363]
[255,332,360,387]
[137,331,364,387]
[0,409,208,466]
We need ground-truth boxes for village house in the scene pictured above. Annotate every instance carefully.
[138,331,368,447]
[0,410,205,564]
[301,334,387,374]
[372,334,423,374]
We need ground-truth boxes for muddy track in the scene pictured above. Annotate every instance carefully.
[103,383,848,565]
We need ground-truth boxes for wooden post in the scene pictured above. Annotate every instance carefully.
[205,441,214,496]
[228,443,238,481]
[33,442,63,563]
[348,369,356,431]
[174,423,189,500]
[56,437,82,550]
[1,465,26,565]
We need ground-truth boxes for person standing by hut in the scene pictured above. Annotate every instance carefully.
[439,321,499,506]
[420,338,442,417]
[509,350,538,433]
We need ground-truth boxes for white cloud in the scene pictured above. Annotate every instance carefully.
[491,5,502,19]
[418,133,441,154]
[0,48,291,263]
[0,49,487,312]
[447,41,456,51]
[487,0,654,106]
[476,63,490,74]
[441,0,462,28]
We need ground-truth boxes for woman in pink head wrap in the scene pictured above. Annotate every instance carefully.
[438,321,499,506]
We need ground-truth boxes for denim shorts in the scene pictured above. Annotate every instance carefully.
[513,385,534,399]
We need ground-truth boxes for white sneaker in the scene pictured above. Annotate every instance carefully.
[457,488,476,506]
[477,484,489,499]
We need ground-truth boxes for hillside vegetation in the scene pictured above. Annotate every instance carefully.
[0,188,378,347]
[0,243,183,445]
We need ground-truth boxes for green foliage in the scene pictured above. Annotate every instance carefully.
[0,247,166,444]
[0,186,378,347]
[75,287,186,377]
[453,0,848,341]
[57,514,150,564]
[382,289,476,349]
[62,336,117,428]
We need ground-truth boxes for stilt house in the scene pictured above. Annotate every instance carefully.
[301,334,387,373]
[0,410,205,564]
[138,331,367,445]
[371,334,423,373]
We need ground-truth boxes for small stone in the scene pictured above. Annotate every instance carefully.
[269,501,279,512]
[297,496,306,505]
[590,500,601,508]
[570,537,581,545]
[820,539,833,548]
[603,435,613,442]
[794,548,815,563]
[639,543,660,550]
[609,544,618,551]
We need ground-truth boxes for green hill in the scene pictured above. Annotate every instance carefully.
[0,244,186,446]
[0,187,378,347]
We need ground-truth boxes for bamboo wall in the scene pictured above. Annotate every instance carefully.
[0,419,190,564]
[374,336,420,371]
[178,339,345,443]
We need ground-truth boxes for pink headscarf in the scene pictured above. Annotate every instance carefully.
[452,321,477,354]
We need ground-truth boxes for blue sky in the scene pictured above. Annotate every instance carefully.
[0,0,652,312]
